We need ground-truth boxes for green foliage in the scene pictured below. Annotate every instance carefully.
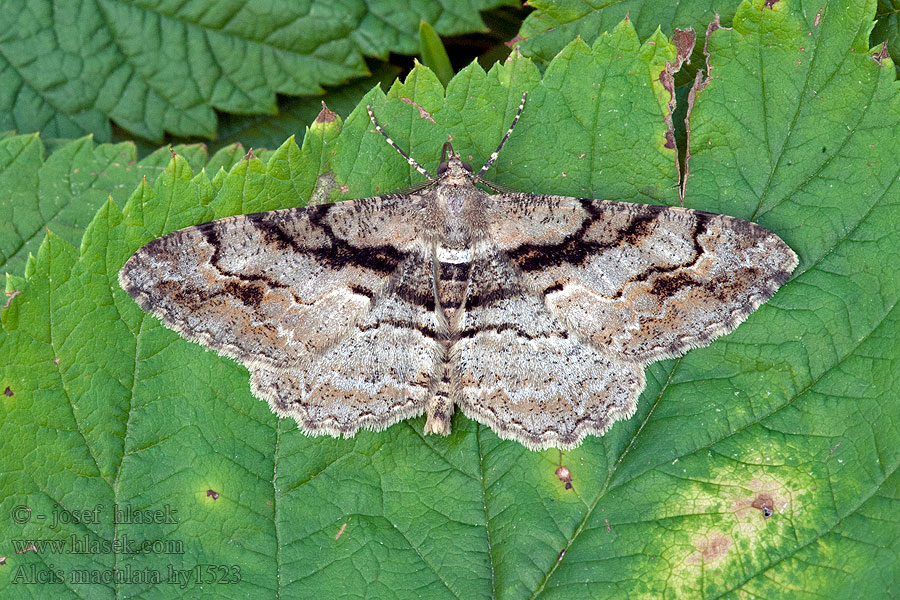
[0,136,246,279]
[2,0,900,598]
[516,0,735,64]
[211,64,402,154]
[0,66,402,277]
[0,0,509,141]
[873,0,900,77]
[419,21,455,87]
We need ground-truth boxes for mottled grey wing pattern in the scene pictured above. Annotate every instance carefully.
[448,193,798,449]
[250,252,442,436]
[119,194,444,437]
[488,193,798,362]
[120,175,797,448]
[452,247,646,449]
[118,84,801,449]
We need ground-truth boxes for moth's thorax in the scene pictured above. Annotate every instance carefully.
[428,158,488,323]
[432,174,488,246]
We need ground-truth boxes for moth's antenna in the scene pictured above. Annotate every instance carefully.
[478,91,527,178]
[367,105,434,180]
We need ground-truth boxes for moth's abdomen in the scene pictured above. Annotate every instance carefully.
[437,260,470,323]
[434,245,473,324]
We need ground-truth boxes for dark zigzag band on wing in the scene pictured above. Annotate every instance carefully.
[507,200,712,299]
[242,206,407,275]
[118,91,801,449]
[456,322,569,341]
[246,205,442,314]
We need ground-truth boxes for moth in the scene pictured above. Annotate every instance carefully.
[120,93,797,450]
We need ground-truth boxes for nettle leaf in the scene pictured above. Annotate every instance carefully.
[873,0,900,77]
[212,63,402,154]
[0,0,509,142]
[516,0,892,77]
[516,0,737,64]
[0,136,247,280]
[0,66,401,269]
[2,1,899,597]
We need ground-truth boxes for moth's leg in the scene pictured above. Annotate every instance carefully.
[366,105,434,180]
[477,91,527,178]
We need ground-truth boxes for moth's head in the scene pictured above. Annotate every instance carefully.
[436,142,474,183]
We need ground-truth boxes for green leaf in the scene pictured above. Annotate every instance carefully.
[119,63,404,160]
[0,0,510,142]
[211,64,403,154]
[3,1,900,598]
[0,136,246,281]
[419,21,455,87]
[516,0,736,64]
[873,0,900,77]
[515,0,893,77]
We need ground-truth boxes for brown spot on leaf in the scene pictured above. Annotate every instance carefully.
[243,148,257,161]
[604,518,611,533]
[555,465,573,490]
[664,130,676,150]
[872,41,890,65]
[731,479,789,520]
[399,97,436,123]
[701,535,730,561]
[764,0,779,8]
[335,523,347,540]
[3,387,12,397]
[16,543,37,555]
[659,27,696,202]
[4,289,21,309]
[671,28,696,63]
[688,534,731,565]
[751,493,775,518]
[505,34,526,48]
[814,9,822,26]
[0,556,6,565]
[315,102,338,123]
[206,489,220,500]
